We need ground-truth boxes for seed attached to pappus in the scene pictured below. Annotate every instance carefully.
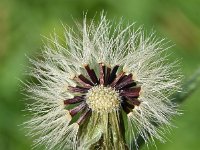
[24,13,180,150]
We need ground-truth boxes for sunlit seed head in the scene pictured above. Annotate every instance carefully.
[86,85,120,112]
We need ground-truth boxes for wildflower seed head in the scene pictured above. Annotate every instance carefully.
[24,12,181,150]
[86,85,120,113]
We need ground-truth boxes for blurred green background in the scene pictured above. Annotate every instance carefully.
[0,0,200,150]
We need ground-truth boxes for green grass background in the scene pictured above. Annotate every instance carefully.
[0,0,200,150]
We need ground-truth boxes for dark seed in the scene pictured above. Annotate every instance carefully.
[115,74,133,90]
[76,74,93,86]
[68,86,89,93]
[104,67,111,86]
[110,72,125,87]
[69,103,86,116]
[77,108,92,125]
[121,101,134,114]
[84,65,99,84]
[99,63,106,85]
[120,87,141,98]
[108,65,119,84]
[125,97,141,106]
[64,96,84,105]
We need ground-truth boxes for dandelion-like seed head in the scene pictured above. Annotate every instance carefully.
[24,13,181,150]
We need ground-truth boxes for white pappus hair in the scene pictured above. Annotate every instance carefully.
[23,12,181,150]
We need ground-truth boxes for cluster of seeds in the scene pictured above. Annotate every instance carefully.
[64,63,141,125]
[86,85,120,112]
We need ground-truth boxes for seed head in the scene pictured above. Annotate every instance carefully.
[24,13,181,150]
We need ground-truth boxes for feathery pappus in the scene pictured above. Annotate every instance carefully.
[24,13,181,150]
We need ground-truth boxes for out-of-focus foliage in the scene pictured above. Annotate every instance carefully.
[0,0,199,150]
